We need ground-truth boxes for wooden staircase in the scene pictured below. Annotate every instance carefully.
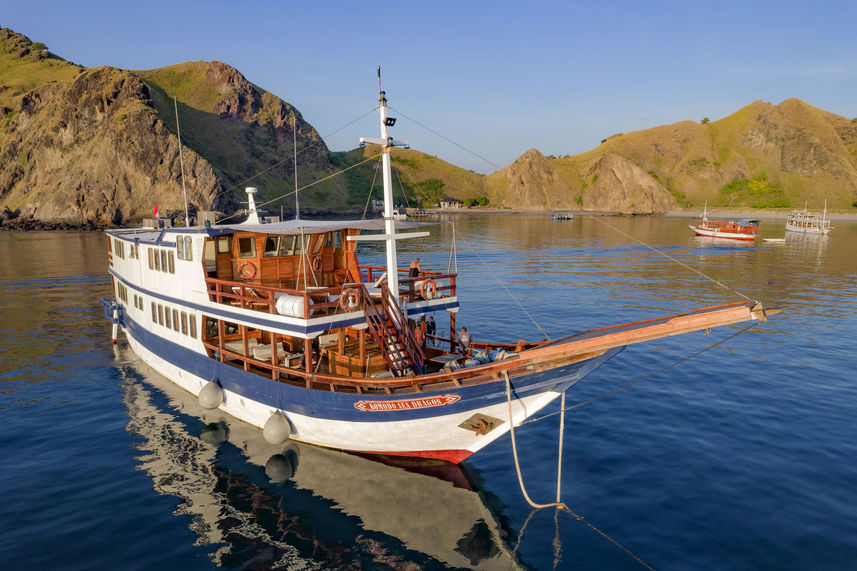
[360,283,425,376]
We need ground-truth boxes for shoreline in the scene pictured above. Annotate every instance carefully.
[427,207,857,221]
[4,206,857,232]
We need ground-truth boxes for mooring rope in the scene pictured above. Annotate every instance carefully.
[505,370,568,511]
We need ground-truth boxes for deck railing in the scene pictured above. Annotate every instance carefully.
[205,264,457,317]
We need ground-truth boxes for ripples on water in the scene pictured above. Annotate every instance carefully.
[1,218,856,570]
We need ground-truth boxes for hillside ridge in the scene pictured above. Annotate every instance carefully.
[2,26,856,227]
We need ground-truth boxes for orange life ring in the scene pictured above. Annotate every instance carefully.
[421,279,437,300]
[237,261,257,280]
[339,287,361,311]
[312,255,322,272]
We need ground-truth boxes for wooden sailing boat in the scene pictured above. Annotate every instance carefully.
[103,72,777,463]
[689,202,759,241]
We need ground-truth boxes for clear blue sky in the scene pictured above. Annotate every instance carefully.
[5,0,856,173]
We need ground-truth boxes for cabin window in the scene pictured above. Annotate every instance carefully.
[114,238,125,259]
[203,240,216,273]
[164,306,172,329]
[278,235,296,256]
[333,231,342,248]
[117,283,127,303]
[148,248,154,270]
[180,312,188,335]
[217,236,231,254]
[184,237,193,261]
[168,251,175,273]
[129,244,138,259]
[153,250,161,271]
[325,233,332,247]
[161,250,168,272]
[176,237,184,260]
[151,302,157,322]
[263,236,279,257]
[172,309,179,332]
[312,234,323,254]
[189,314,197,338]
[158,304,164,326]
[238,237,256,258]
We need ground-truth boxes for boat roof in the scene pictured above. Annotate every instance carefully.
[107,217,436,241]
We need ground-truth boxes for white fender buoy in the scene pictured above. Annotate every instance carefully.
[198,379,224,410]
[263,410,291,445]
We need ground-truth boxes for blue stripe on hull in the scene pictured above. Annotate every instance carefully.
[124,314,623,423]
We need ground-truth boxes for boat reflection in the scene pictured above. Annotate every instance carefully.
[117,347,523,570]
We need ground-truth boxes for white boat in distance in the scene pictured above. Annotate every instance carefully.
[102,73,777,463]
[786,201,832,235]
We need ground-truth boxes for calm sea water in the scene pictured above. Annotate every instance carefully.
[1,215,856,570]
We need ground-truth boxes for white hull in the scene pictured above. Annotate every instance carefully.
[124,326,600,461]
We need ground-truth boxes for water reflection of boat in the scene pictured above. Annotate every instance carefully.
[118,349,522,570]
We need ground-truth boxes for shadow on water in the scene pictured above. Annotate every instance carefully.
[116,346,525,570]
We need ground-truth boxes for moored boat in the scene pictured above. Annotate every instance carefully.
[102,74,776,463]
[689,203,759,241]
[552,212,574,220]
[786,201,832,235]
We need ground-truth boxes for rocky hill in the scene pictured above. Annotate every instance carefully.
[3,26,857,225]
[486,99,857,213]
[0,28,343,226]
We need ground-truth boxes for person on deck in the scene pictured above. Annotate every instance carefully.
[414,323,425,347]
[458,326,471,355]
[426,315,436,337]
[409,257,421,277]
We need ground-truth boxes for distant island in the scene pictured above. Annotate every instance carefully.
[1,26,856,228]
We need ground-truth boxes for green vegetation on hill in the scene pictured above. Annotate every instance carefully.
[0,29,81,112]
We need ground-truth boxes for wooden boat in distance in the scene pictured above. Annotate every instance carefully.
[102,75,778,463]
[786,201,832,235]
[690,203,759,241]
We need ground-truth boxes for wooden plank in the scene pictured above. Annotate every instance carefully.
[521,301,772,363]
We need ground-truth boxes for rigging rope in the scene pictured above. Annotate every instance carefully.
[579,213,751,301]
[460,234,549,339]
[522,322,759,426]
[361,160,381,220]
[208,107,377,205]
[388,105,504,171]
[215,154,380,224]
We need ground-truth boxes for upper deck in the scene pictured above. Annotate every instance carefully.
[106,218,459,336]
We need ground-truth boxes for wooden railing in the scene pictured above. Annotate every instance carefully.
[204,278,344,319]
[205,264,456,318]
[361,283,425,375]
[357,264,457,304]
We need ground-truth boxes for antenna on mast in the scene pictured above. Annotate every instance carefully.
[173,95,190,227]
[293,114,300,220]
[377,65,382,99]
